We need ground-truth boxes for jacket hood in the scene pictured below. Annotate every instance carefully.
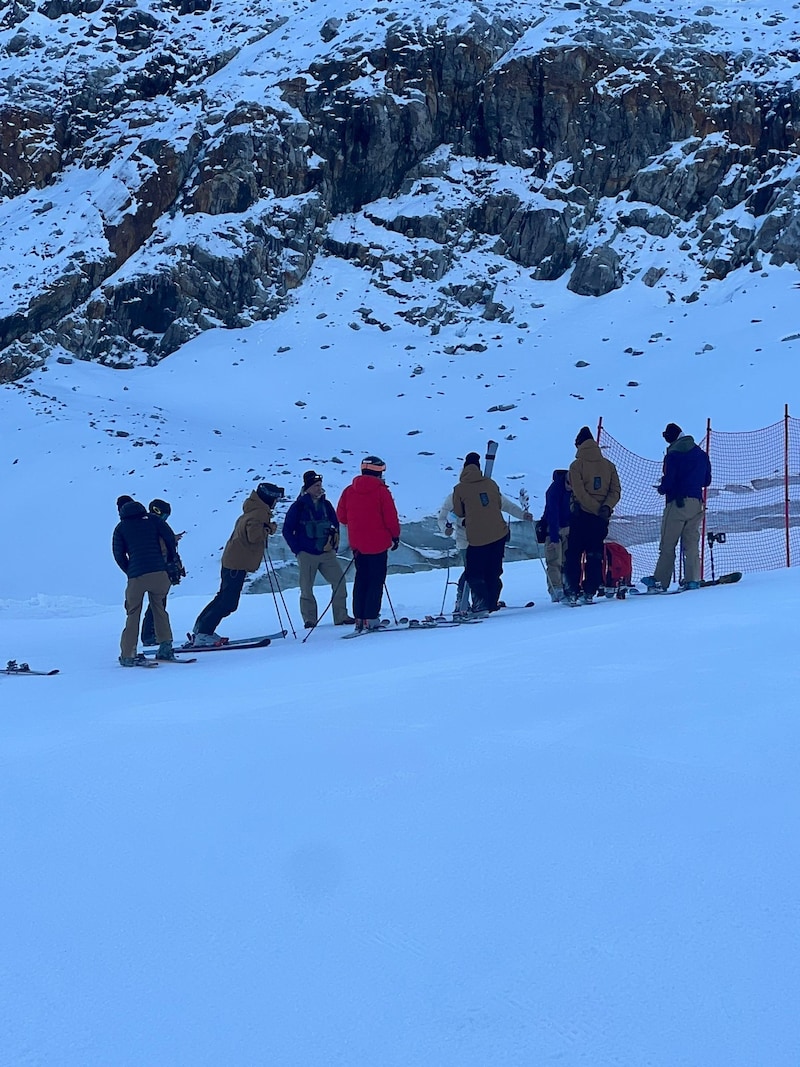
[242,489,271,515]
[350,474,387,497]
[668,435,697,453]
[459,465,485,484]
[575,439,603,461]
[120,500,148,520]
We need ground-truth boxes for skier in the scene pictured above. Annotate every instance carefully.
[438,481,531,611]
[112,499,179,665]
[141,499,185,646]
[336,456,400,633]
[192,483,283,647]
[542,469,571,602]
[645,423,712,592]
[451,451,531,613]
[282,471,354,629]
[563,427,621,605]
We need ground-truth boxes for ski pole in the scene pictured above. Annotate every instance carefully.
[302,556,355,644]
[439,561,451,616]
[264,547,297,639]
[383,581,398,624]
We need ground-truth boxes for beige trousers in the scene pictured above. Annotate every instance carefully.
[654,498,704,587]
[544,528,569,593]
[297,550,348,625]
[121,570,172,657]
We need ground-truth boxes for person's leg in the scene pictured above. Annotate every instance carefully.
[582,515,608,598]
[297,551,321,626]
[141,602,156,646]
[486,537,506,609]
[362,552,388,621]
[465,543,491,611]
[563,512,587,595]
[352,554,367,621]
[147,571,173,644]
[679,499,704,583]
[194,567,246,634]
[653,503,684,588]
[121,575,147,658]
[316,552,350,623]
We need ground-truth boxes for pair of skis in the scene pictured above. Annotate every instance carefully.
[1,659,59,677]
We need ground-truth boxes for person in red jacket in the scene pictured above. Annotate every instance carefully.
[336,456,401,633]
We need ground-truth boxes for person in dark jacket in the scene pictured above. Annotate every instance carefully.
[141,499,184,646]
[192,482,283,646]
[283,471,353,629]
[112,499,178,665]
[543,469,571,602]
[648,423,712,591]
[336,456,400,633]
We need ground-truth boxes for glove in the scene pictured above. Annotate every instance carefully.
[444,522,454,537]
[391,537,400,551]
[266,521,277,535]
[598,505,612,520]
[522,511,533,521]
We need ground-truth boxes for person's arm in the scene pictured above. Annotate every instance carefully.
[282,502,301,554]
[112,526,129,573]
[452,486,465,518]
[381,486,401,541]
[500,493,529,521]
[437,494,455,536]
[568,461,596,514]
[605,465,621,511]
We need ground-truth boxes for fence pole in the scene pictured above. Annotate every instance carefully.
[785,403,791,568]
[700,417,712,580]
[596,416,604,445]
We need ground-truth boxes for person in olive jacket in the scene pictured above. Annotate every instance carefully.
[283,470,353,629]
[563,427,621,604]
[112,498,178,665]
[451,451,513,613]
[192,482,283,646]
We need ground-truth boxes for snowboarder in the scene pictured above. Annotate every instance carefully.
[646,423,712,592]
[336,456,400,633]
[192,483,283,647]
[563,427,621,605]
[112,499,179,665]
[451,451,530,613]
[542,469,572,602]
[439,479,531,611]
[141,499,185,646]
[282,471,354,629]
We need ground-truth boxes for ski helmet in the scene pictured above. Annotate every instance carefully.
[149,498,171,518]
[256,482,285,506]
[361,455,386,475]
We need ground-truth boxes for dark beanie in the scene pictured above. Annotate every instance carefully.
[464,451,481,468]
[663,423,682,444]
[303,470,322,490]
[575,426,593,446]
[116,494,134,516]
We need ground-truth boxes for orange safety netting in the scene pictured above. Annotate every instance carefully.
[598,414,800,583]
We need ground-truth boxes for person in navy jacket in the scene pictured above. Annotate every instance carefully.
[282,471,353,629]
[650,423,712,590]
[112,499,178,665]
[542,469,572,601]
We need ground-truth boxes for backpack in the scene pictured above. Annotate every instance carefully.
[602,541,632,588]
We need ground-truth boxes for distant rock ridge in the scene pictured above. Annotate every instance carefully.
[1,0,799,380]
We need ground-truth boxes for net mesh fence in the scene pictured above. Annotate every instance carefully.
[598,415,800,582]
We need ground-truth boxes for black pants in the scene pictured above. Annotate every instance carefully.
[194,567,247,635]
[141,594,168,646]
[352,552,388,621]
[465,536,506,611]
[563,510,609,597]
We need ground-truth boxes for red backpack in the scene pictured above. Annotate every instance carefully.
[603,541,633,588]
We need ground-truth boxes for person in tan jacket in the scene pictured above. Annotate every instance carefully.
[563,427,621,605]
[192,482,283,646]
[452,452,531,612]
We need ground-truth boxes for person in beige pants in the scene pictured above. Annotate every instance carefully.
[650,423,712,591]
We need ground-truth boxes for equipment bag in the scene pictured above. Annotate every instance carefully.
[603,541,633,587]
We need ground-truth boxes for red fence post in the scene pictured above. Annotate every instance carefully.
[701,418,711,580]
[785,403,791,568]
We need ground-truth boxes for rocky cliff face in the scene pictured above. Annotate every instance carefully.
[1,0,799,381]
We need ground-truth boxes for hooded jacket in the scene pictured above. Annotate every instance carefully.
[438,489,525,550]
[282,492,339,556]
[544,470,572,542]
[569,440,622,517]
[451,465,509,547]
[336,475,400,554]
[112,500,177,578]
[658,435,712,504]
[221,491,274,572]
